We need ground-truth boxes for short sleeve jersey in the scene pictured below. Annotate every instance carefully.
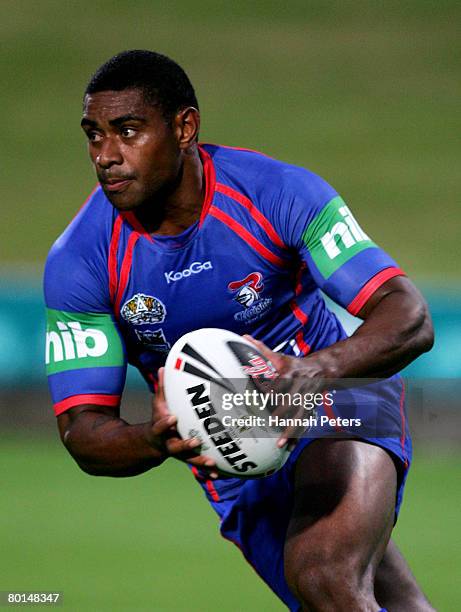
[44,144,403,415]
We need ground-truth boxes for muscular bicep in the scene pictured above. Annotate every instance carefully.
[357,276,422,319]
[356,275,434,349]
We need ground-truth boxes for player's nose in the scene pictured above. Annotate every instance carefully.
[95,138,123,169]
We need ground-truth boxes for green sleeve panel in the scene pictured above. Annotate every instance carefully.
[45,308,125,375]
[302,196,378,279]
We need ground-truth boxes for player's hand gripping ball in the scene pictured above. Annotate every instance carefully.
[164,328,291,478]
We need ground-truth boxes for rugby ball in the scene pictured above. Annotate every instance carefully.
[164,328,290,478]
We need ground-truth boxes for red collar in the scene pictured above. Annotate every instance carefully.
[198,144,216,226]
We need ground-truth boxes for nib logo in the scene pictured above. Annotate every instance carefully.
[302,196,376,279]
[46,322,108,363]
[320,205,370,260]
[45,309,124,375]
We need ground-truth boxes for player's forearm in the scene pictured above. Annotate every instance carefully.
[306,288,434,380]
[61,411,166,477]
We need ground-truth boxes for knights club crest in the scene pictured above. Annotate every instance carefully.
[121,293,166,325]
[228,272,264,307]
[228,272,272,323]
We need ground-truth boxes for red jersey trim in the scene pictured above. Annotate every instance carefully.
[295,330,311,355]
[290,261,310,354]
[209,206,289,268]
[347,267,406,316]
[108,215,123,303]
[198,146,217,226]
[114,231,141,315]
[107,146,215,240]
[215,182,287,250]
[122,211,154,243]
[290,298,310,354]
[54,394,120,416]
[294,262,306,297]
[190,466,220,502]
[205,479,220,502]
[108,148,212,308]
[290,299,308,326]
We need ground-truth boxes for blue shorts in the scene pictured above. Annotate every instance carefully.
[190,375,412,611]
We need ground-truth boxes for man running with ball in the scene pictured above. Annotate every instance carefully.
[45,50,435,611]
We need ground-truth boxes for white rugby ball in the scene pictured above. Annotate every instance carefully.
[164,328,290,478]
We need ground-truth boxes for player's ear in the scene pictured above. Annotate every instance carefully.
[175,107,200,149]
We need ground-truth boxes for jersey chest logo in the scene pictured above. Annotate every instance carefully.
[135,329,171,353]
[121,293,166,325]
[228,272,272,324]
[164,260,213,284]
[120,293,170,354]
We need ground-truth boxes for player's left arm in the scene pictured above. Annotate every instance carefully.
[250,273,433,381]
[316,274,433,378]
[260,274,433,381]
[249,273,433,447]
[256,174,434,380]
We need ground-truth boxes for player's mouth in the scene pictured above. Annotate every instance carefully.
[102,178,134,192]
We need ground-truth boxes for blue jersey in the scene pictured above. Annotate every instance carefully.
[44,144,411,610]
[44,144,403,414]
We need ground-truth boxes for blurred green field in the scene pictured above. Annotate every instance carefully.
[1,0,460,277]
[1,436,459,611]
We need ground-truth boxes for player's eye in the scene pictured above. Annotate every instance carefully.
[121,127,136,138]
[87,131,102,143]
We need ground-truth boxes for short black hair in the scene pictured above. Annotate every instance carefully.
[85,50,199,121]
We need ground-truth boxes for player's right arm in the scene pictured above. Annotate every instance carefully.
[44,204,217,478]
[56,369,209,477]
[57,404,168,477]
[46,303,217,477]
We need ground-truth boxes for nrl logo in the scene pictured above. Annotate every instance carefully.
[121,293,166,325]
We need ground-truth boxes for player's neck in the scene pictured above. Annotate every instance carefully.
[136,147,204,236]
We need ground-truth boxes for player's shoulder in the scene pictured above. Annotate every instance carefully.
[48,186,114,258]
[44,186,115,310]
[202,143,337,214]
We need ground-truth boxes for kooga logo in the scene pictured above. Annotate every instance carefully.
[165,261,212,284]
